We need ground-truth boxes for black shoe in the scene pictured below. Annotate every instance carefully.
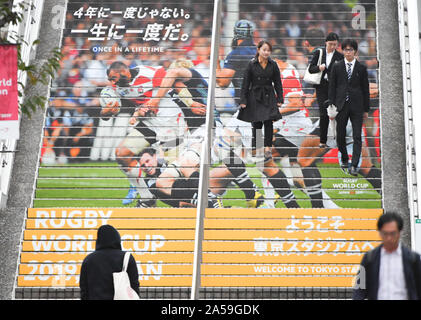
[340,160,349,174]
[349,166,358,176]
[136,199,156,208]
[319,143,327,149]
[208,198,223,208]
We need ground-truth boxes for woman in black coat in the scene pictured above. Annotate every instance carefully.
[79,224,139,300]
[238,40,283,160]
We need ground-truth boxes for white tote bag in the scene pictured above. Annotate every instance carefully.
[303,48,324,85]
[327,104,338,139]
[113,252,140,300]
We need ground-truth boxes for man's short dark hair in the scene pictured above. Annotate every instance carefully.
[273,46,287,61]
[304,28,325,47]
[107,61,128,76]
[325,32,340,42]
[377,212,404,231]
[140,147,156,158]
[342,39,358,51]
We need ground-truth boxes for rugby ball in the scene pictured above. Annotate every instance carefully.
[100,87,121,112]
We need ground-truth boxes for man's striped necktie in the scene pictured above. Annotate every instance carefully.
[346,62,352,101]
[347,62,353,80]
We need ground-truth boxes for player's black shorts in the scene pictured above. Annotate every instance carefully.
[273,135,299,161]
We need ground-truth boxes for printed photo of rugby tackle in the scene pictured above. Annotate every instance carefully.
[36,0,381,210]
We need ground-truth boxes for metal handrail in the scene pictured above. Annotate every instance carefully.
[397,0,421,251]
[190,0,222,300]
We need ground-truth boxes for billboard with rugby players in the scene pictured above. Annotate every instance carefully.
[36,0,381,210]
[18,0,382,291]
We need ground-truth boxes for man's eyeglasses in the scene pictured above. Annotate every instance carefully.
[379,231,399,238]
[343,48,355,52]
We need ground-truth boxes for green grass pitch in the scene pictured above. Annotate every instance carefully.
[33,162,381,208]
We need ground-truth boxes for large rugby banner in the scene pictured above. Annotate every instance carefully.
[36,0,381,210]
[23,0,382,291]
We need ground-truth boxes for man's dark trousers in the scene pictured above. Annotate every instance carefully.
[336,100,364,167]
[329,59,370,168]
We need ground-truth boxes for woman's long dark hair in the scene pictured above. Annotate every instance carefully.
[255,40,273,59]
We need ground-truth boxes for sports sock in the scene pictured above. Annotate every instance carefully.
[302,167,324,208]
[223,150,257,200]
[171,173,220,208]
[267,171,299,208]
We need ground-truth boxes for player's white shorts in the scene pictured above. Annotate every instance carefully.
[144,95,186,145]
[123,129,152,155]
[183,120,244,165]
[162,144,202,178]
[121,95,186,154]
[212,118,248,164]
[273,109,317,147]
[184,123,207,147]
[223,111,253,149]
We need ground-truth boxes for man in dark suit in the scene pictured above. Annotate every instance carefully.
[353,212,421,300]
[328,39,370,176]
[308,32,343,148]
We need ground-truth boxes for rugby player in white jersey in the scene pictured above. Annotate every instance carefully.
[100,61,187,207]
[143,58,267,208]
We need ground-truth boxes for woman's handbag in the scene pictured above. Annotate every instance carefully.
[113,252,140,300]
[303,48,324,85]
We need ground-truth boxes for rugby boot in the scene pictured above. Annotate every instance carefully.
[246,191,265,208]
[122,185,138,205]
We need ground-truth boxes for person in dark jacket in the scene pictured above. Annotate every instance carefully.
[307,32,343,148]
[238,40,283,160]
[353,212,421,300]
[328,39,370,176]
[79,224,139,300]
